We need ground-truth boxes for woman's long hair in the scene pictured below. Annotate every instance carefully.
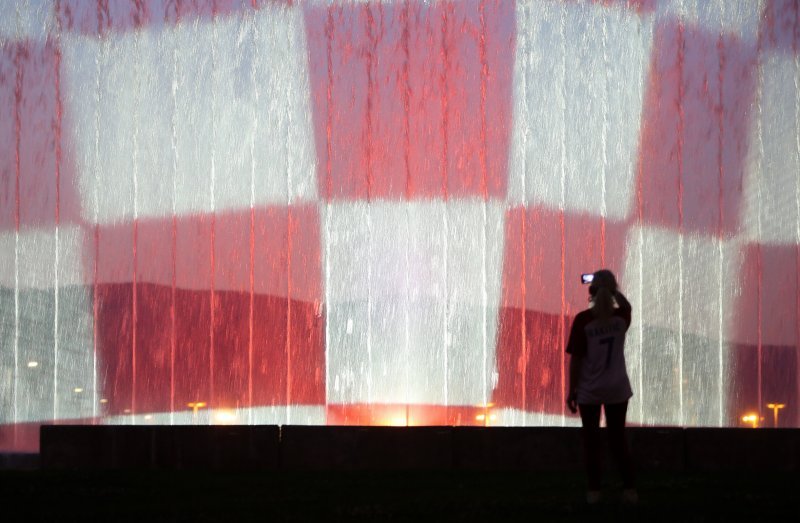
[590,269,618,321]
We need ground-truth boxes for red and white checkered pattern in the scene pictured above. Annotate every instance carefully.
[1,0,799,451]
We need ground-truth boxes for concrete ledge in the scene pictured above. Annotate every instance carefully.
[281,426,453,470]
[0,452,40,470]
[38,425,800,471]
[452,427,582,471]
[684,428,798,471]
[40,425,279,470]
[628,427,686,471]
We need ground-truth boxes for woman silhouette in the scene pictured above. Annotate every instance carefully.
[566,269,637,504]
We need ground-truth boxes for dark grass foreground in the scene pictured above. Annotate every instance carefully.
[0,470,796,522]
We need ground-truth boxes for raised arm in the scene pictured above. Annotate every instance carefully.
[614,290,632,328]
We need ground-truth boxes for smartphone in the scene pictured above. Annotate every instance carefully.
[581,273,594,284]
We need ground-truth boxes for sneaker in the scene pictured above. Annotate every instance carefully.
[621,488,638,505]
[586,490,602,505]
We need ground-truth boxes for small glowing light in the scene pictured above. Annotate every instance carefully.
[27,361,38,368]
[73,387,83,393]
[741,414,760,428]
[99,398,108,404]
[144,414,153,420]
[475,414,486,421]
[489,414,497,421]
[215,410,238,424]
[123,409,131,414]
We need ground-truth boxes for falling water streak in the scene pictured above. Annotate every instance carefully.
[480,202,488,426]
[132,25,141,422]
[402,0,411,200]
[676,19,685,426]
[323,197,331,423]
[559,3,567,426]
[443,204,450,415]
[634,16,645,422]
[97,0,107,35]
[441,3,450,413]
[53,31,63,422]
[170,216,176,424]
[247,183,254,422]
[366,206,374,408]
[286,214,293,424]
[248,5,258,426]
[170,216,177,425]
[365,4,375,411]
[716,30,725,427]
[755,26,764,417]
[600,8,608,267]
[677,149,685,423]
[92,28,105,421]
[170,4,180,426]
[93,223,100,420]
[323,7,334,424]
[478,0,488,200]
[795,9,800,427]
[13,227,18,429]
[12,2,21,435]
[365,3,375,201]
[210,7,219,418]
[325,7,334,201]
[519,1,529,426]
[520,220,528,425]
[479,0,489,425]
[637,229,644,423]
[717,239,724,425]
[285,33,294,424]
[403,208,411,422]
[401,0,412,424]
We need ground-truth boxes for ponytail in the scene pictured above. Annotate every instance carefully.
[592,286,615,320]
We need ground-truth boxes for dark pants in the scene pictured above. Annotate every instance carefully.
[578,401,635,490]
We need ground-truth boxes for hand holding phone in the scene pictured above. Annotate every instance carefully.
[581,273,594,284]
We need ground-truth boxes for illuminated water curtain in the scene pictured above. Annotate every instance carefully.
[1,0,798,451]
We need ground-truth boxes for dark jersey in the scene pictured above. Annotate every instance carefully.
[566,305,633,404]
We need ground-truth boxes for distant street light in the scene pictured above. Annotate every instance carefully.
[741,413,760,428]
[766,403,785,428]
[187,401,207,413]
[187,401,207,423]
